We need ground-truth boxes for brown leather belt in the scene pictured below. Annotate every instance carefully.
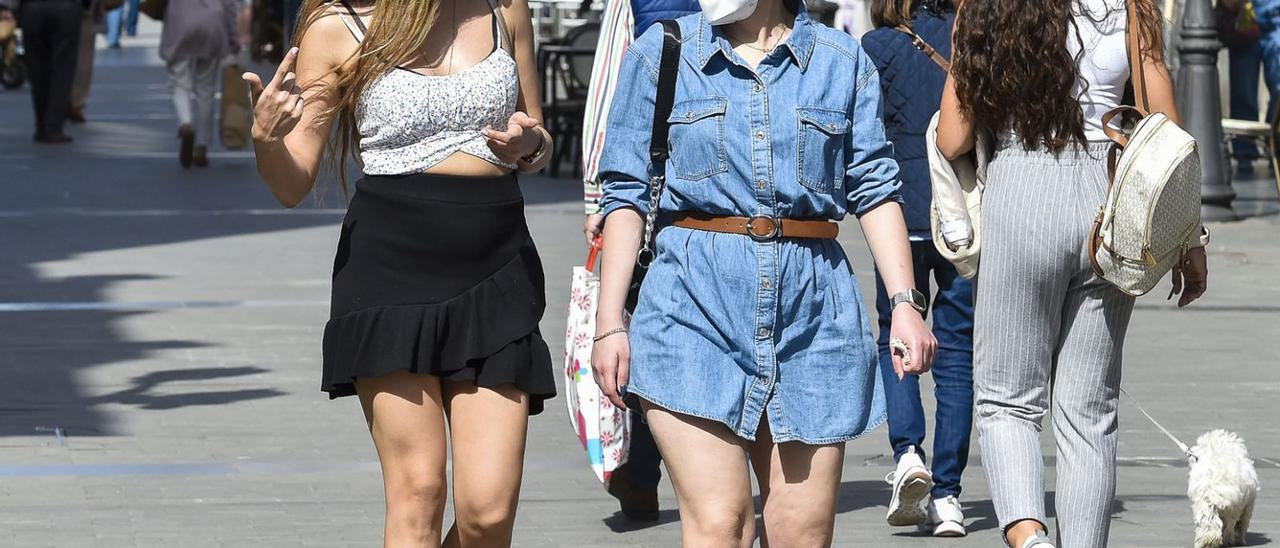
[672,212,839,241]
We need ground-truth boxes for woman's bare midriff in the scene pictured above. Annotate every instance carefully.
[424,150,513,177]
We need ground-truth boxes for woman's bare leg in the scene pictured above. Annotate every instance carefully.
[748,418,845,548]
[644,404,755,548]
[441,382,530,548]
[356,371,450,548]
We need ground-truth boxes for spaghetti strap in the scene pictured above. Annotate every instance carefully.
[487,0,513,52]
[332,0,367,41]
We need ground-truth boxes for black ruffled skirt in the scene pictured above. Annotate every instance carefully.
[321,172,555,415]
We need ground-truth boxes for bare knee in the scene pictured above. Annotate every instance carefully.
[453,497,519,541]
[385,467,447,513]
[762,501,833,547]
[685,503,754,546]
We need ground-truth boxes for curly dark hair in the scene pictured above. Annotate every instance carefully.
[951,0,1166,152]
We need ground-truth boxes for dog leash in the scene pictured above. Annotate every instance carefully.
[1119,387,1193,458]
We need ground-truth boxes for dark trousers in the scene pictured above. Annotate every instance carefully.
[874,241,975,499]
[20,0,82,137]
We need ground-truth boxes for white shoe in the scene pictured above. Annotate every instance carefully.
[1021,531,1055,548]
[923,495,966,537]
[884,448,933,526]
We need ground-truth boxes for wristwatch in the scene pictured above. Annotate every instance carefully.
[890,288,928,315]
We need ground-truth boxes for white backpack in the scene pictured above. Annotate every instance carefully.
[1090,0,1202,296]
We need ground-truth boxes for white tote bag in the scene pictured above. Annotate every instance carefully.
[564,242,630,484]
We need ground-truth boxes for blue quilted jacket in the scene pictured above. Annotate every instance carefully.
[631,0,700,37]
[861,10,954,238]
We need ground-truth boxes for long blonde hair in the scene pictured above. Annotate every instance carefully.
[293,0,445,192]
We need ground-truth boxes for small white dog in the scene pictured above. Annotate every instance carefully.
[1188,429,1260,548]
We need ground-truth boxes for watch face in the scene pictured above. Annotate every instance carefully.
[910,289,928,309]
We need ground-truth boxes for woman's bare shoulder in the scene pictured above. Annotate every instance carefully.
[296,8,362,69]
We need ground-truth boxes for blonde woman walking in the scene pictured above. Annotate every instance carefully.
[243,1,555,545]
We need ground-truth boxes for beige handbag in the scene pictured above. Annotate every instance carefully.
[1090,0,1202,296]
[926,112,991,280]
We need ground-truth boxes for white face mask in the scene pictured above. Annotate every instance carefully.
[698,0,759,25]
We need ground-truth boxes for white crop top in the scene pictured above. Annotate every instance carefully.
[1068,0,1131,141]
[333,0,520,175]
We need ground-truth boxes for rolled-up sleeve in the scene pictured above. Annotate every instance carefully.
[845,60,903,217]
[598,35,661,220]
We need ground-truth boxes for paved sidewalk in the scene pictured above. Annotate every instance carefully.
[0,22,1276,548]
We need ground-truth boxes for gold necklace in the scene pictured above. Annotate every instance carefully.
[726,26,790,53]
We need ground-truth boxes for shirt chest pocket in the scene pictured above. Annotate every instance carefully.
[797,107,850,194]
[667,98,729,181]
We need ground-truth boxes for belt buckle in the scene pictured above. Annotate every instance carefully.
[746,215,781,242]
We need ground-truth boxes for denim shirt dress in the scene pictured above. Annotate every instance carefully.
[599,8,903,445]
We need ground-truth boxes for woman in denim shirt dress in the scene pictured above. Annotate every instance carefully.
[593,0,937,544]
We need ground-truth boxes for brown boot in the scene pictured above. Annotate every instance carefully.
[193,145,208,167]
[178,124,194,168]
[68,105,86,123]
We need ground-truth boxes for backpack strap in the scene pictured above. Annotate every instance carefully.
[893,24,950,72]
[1124,0,1150,114]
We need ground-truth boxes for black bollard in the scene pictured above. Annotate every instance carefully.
[1177,0,1238,221]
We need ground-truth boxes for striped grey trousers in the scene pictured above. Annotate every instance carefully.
[974,142,1136,548]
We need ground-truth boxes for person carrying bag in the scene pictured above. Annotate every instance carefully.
[564,18,681,488]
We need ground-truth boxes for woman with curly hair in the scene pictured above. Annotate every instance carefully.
[937,0,1209,546]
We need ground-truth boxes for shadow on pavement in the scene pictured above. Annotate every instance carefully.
[0,36,582,440]
[89,366,284,411]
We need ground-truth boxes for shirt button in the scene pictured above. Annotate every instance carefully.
[755,131,765,141]
[761,278,772,289]
[757,327,771,339]
[753,82,762,93]
[756,179,766,190]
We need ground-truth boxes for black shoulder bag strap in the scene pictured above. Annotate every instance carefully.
[637,20,682,268]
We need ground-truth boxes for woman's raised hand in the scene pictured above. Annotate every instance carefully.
[482,111,542,165]
[243,47,303,143]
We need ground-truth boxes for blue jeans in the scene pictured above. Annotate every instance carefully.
[124,0,140,36]
[1256,0,1280,109]
[874,241,974,498]
[1228,41,1265,159]
[104,0,139,46]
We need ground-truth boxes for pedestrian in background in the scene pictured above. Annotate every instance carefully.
[938,0,1208,546]
[1218,0,1268,175]
[69,0,105,123]
[593,0,937,544]
[578,0,699,523]
[861,0,972,538]
[103,0,137,47]
[160,0,239,168]
[245,0,555,544]
[19,0,84,144]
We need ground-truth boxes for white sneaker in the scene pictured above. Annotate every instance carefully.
[884,448,933,526]
[1021,531,1055,548]
[923,495,966,537]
